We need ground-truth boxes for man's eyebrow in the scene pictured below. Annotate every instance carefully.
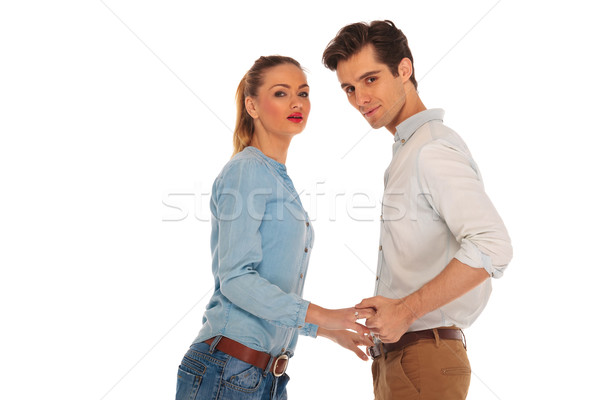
[340,70,382,89]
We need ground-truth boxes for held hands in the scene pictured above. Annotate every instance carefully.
[355,296,418,343]
[308,304,376,361]
[311,295,420,359]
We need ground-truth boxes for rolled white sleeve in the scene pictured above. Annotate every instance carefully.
[418,140,513,278]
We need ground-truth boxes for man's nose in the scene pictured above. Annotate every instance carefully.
[355,87,371,106]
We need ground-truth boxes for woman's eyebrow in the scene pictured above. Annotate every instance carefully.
[269,83,310,90]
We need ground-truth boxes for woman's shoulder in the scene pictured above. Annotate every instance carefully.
[223,147,266,171]
[215,147,270,185]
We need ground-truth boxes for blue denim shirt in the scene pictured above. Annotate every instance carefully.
[194,146,318,357]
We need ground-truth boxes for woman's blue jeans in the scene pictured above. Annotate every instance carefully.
[175,339,289,400]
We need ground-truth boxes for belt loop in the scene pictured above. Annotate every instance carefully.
[263,355,275,377]
[208,336,222,354]
[460,329,467,351]
[433,328,440,348]
[381,342,387,360]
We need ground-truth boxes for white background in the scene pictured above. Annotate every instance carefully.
[1,1,599,399]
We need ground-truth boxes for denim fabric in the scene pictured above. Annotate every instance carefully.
[194,146,317,357]
[176,341,289,400]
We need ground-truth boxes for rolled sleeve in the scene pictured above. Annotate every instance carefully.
[418,140,513,278]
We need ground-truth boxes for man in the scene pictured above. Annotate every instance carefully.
[322,20,512,399]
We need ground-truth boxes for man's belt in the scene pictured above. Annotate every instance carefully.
[369,328,465,359]
[205,337,289,377]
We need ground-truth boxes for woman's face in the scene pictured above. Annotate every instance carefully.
[247,63,310,138]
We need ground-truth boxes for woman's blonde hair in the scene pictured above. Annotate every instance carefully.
[232,55,302,156]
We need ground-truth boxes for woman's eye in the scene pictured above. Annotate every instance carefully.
[299,91,309,98]
[275,91,286,97]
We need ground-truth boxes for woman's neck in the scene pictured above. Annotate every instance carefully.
[250,133,291,164]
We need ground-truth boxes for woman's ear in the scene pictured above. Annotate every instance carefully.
[245,97,259,119]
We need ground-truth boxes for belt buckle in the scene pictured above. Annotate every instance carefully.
[272,354,289,377]
[368,343,382,360]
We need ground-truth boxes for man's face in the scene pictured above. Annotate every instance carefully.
[336,44,408,133]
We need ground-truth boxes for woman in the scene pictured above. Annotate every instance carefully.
[175,55,374,400]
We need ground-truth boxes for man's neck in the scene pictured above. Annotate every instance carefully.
[385,90,427,134]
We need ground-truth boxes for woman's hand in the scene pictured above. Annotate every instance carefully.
[318,328,375,361]
[306,304,376,336]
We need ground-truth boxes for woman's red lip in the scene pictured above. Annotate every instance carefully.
[287,112,303,123]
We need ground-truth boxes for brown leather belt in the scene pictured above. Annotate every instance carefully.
[369,328,465,359]
[205,337,289,377]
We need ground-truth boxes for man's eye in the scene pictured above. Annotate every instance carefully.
[345,86,355,95]
[367,77,376,83]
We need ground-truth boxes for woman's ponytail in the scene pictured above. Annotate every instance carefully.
[232,74,254,156]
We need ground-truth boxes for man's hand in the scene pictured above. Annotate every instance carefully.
[355,296,418,343]
[318,328,375,361]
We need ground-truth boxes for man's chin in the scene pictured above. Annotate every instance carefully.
[365,118,383,130]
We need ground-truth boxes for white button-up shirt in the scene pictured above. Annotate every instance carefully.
[375,109,512,331]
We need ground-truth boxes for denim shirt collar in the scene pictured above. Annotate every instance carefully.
[393,108,445,153]
[246,146,288,175]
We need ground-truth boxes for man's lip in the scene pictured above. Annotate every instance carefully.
[362,106,380,117]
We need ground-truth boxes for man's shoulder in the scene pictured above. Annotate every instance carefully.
[421,120,470,154]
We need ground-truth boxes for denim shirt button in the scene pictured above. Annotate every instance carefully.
[304,248,308,253]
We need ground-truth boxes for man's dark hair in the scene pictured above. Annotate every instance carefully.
[322,20,418,90]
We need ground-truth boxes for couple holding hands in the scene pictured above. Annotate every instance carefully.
[176,20,512,400]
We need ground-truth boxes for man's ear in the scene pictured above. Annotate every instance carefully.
[245,97,259,119]
[397,58,413,84]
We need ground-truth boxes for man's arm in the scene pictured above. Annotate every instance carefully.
[356,258,489,343]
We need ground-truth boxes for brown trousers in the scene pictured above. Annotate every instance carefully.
[372,329,471,400]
